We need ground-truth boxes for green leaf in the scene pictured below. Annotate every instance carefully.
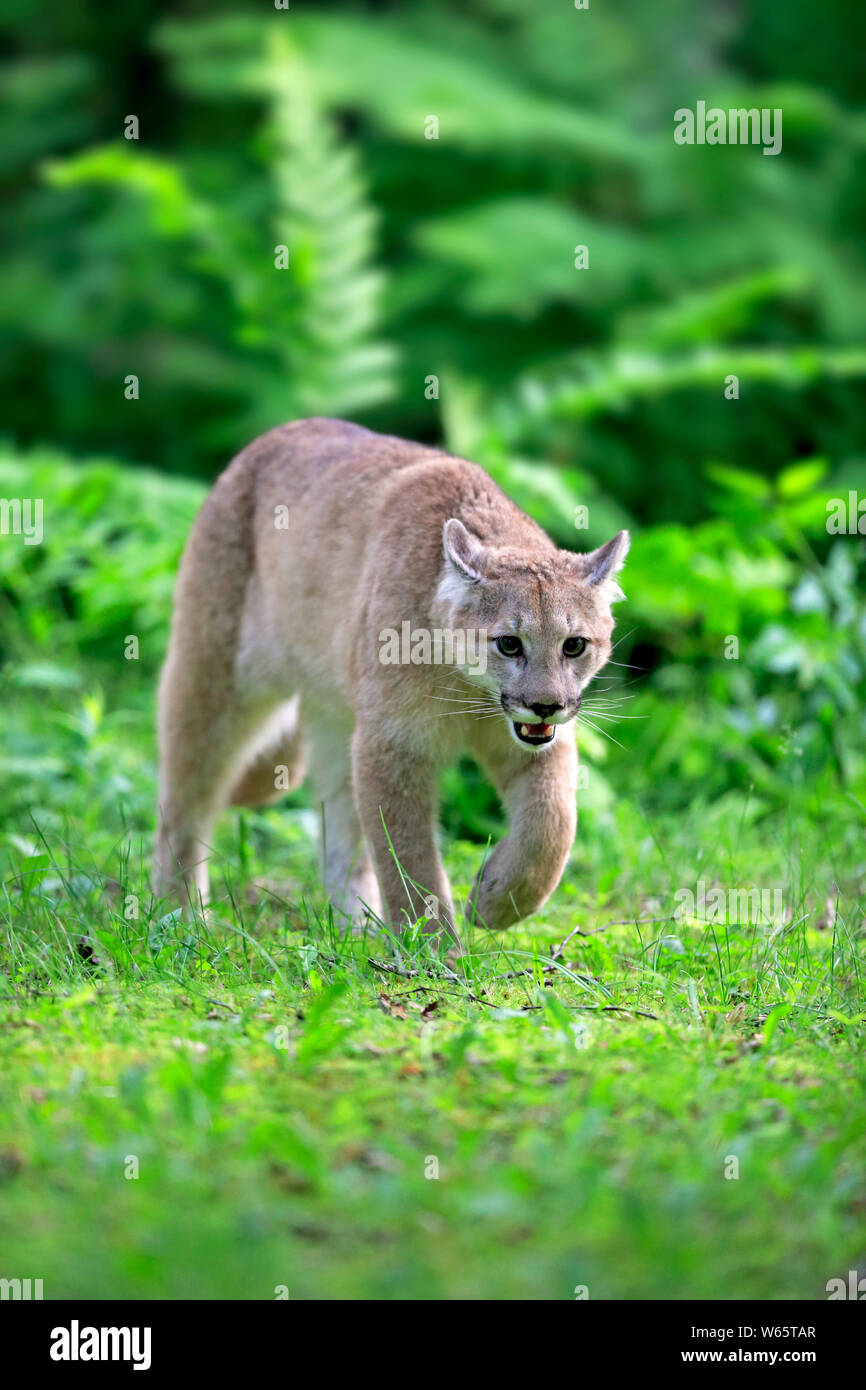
[776,458,827,498]
[706,464,771,500]
[763,1003,793,1044]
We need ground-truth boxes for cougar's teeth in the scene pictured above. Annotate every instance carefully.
[517,721,554,740]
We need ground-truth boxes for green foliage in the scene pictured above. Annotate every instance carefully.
[41,28,395,454]
[0,447,201,667]
[620,465,866,813]
[4,0,866,491]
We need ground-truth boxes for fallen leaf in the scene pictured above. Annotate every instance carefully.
[378,994,409,1020]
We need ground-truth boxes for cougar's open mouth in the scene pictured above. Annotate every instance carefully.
[512,720,556,747]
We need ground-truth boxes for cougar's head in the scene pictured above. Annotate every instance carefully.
[437,518,629,750]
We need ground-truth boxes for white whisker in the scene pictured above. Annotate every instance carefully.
[577,715,626,750]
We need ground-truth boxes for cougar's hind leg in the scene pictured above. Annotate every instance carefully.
[305,713,381,925]
[153,649,276,910]
[227,697,306,807]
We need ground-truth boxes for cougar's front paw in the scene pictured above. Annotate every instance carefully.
[467,865,519,932]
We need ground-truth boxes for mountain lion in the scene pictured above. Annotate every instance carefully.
[153,418,629,942]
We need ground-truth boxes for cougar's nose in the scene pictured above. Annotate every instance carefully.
[528,701,565,719]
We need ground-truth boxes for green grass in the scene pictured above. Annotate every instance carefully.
[1,690,864,1300]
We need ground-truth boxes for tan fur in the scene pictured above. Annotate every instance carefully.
[153,419,629,941]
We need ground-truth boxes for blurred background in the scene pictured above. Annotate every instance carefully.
[1,0,865,861]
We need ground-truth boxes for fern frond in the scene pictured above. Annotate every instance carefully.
[258,29,396,424]
[42,28,397,437]
[486,345,866,447]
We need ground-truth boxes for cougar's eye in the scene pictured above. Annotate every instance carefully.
[563,636,587,658]
[495,635,523,658]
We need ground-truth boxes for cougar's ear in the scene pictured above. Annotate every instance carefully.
[442,518,488,583]
[576,530,630,593]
